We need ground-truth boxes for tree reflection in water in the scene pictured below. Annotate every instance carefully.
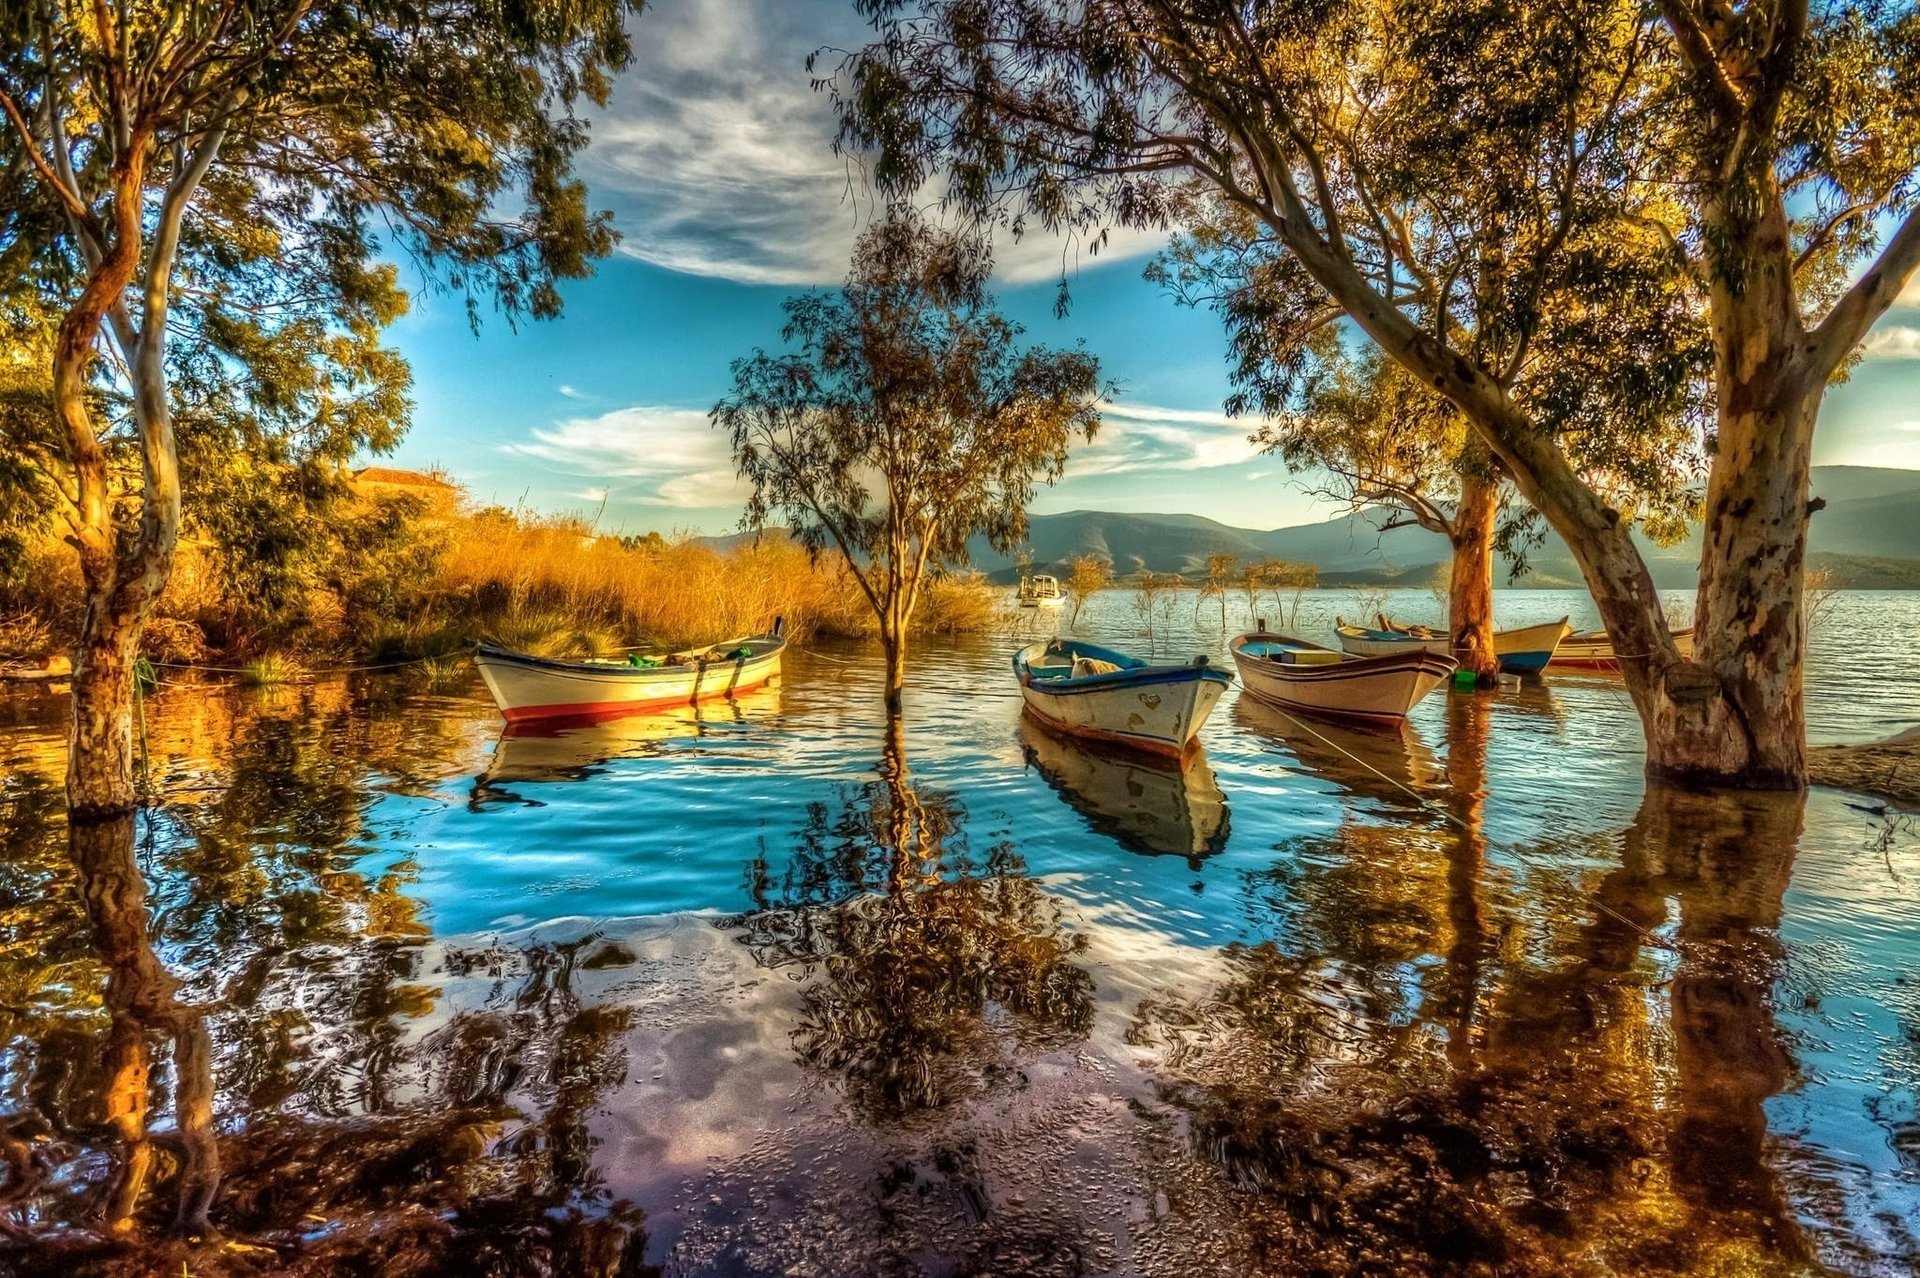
[729,716,1095,1120]
[1135,695,1817,1273]
[0,696,658,1277]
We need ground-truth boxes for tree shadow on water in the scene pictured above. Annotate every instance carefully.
[1133,706,1832,1276]
[726,716,1096,1123]
[0,721,660,1277]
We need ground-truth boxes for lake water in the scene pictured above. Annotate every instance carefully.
[2,588,1918,1275]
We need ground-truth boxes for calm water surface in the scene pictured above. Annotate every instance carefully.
[2,589,1918,1275]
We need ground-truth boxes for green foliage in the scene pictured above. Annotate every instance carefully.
[713,209,1103,645]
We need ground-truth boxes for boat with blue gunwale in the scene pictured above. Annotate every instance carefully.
[1339,614,1573,675]
[1012,637,1230,758]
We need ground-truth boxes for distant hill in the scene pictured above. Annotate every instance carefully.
[697,465,1920,587]
[971,465,1920,587]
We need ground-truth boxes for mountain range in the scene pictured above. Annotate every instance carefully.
[701,465,1920,588]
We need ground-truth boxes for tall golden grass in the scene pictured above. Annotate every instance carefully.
[1,503,1007,665]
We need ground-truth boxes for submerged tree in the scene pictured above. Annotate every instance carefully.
[828,0,1920,790]
[1064,553,1111,630]
[713,211,1103,713]
[0,1,639,817]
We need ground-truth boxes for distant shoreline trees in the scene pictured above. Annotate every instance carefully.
[713,211,1104,714]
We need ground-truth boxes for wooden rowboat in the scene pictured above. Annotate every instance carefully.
[1548,626,1696,671]
[1013,637,1230,757]
[474,625,785,723]
[1231,626,1455,725]
[1361,613,1573,675]
[1334,616,1450,658]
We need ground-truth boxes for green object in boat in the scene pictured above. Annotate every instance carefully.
[1451,667,1479,690]
[628,653,660,668]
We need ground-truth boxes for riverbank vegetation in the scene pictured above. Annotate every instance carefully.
[0,487,1006,674]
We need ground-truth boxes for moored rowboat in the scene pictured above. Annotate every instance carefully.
[475,625,785,723]
[1013,638,1230,757]
[1334,616,1450,659]
[1232,627,1455,725]
[1548,626,1695,671]
[1362,613,1573,675]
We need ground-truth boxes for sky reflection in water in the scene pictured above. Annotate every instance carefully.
[1,588,1918,1275]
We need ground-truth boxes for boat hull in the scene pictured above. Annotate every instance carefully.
[1232,633,1454,724]
[1489,617,1573,674]
[474,639,783,723]
[1335,617,1449,659]
[1548,627,1695,671]
[1014,640,1230,757]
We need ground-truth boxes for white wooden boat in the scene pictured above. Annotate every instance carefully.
[1379,613,1570,674]
[1231,626,1454,725]
[474,625,785,723]
[1017,573,1068,609]
[1549,626,1695,671]
[1021,714,1229,861]
[1013,637,1230,757]
[1335,616,1450,659]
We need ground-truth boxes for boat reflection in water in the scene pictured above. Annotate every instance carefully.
[1232,690,1444,808]
[1019,710,1229,865]
[476,683,781,797]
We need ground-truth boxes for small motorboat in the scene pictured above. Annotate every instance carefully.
[1021,714,1229,863]
[1012,637,1230,757]
[1017,573,1068,609]
[1231,625,1455,725]
[474,623,785,723]
[1549,626,1695,672]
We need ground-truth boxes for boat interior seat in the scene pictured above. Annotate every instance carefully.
[1272,649,1343,666]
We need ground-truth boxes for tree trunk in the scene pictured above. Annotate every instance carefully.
[67,592,150,819]
[1643,388,1816,789]
[1447,470,1499,681]
[882,626,908,717]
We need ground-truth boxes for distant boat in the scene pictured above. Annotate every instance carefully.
[1013,637,1230,757]
[1231,626,1455,725]
[1382,613,1573,675]
[474,624,785,723]
[1021,715,1229,862]
[1017,573,1068,609]
[1549,626,1696,672]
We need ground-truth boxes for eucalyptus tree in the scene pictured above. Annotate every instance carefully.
[0,1,639,817]
[713,212,1103,714]
[828,0,1920,789]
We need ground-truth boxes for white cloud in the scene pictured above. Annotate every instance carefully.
[557,383,587,400]
[1862,324,1920,360]
[584,0,1162,286]
[1065,399,1262,479]
[502,405,747,510]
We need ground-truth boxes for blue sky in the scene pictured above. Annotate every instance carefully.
[380,0,1920,538]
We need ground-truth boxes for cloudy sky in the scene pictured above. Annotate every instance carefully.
[383,0,1920,537]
